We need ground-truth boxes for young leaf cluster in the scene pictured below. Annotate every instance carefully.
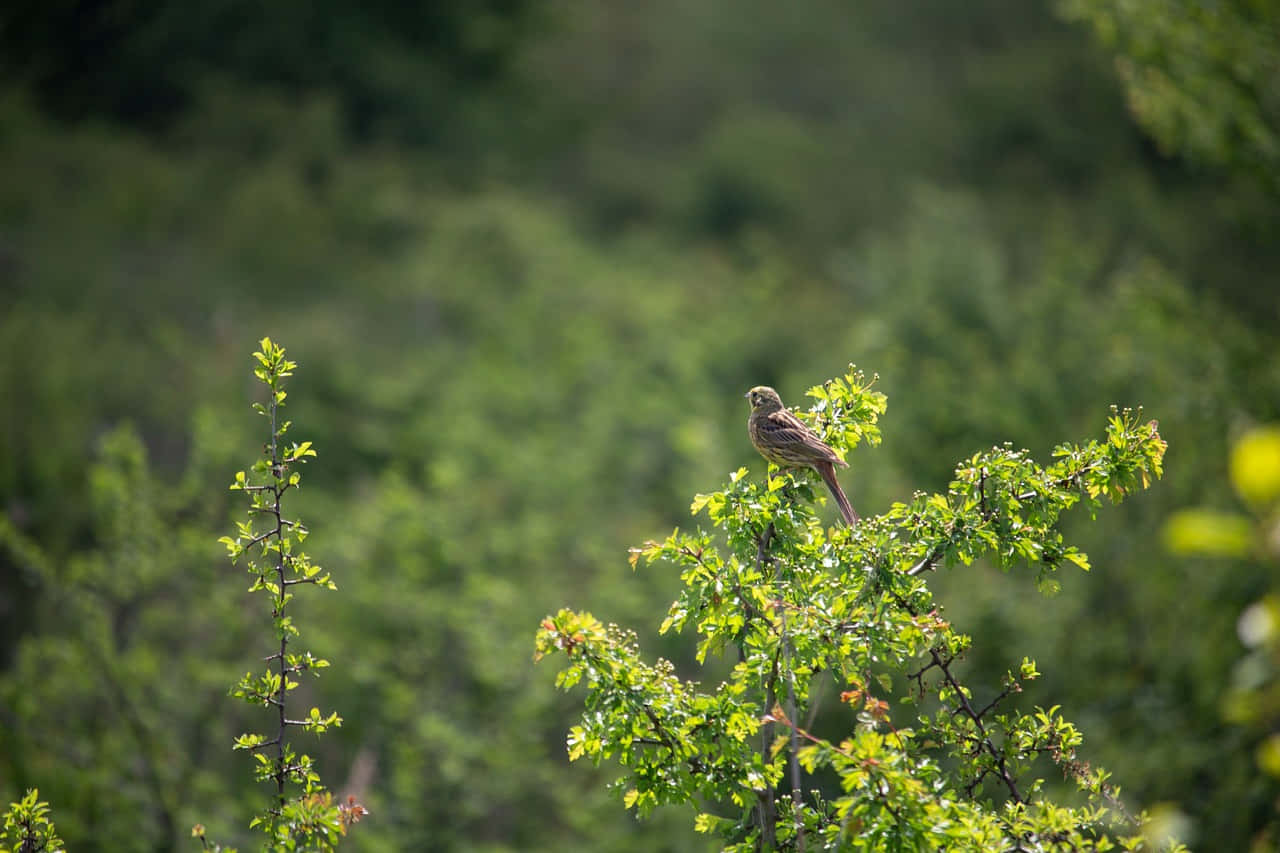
[1,789,64,853]
[537,367,1180,851]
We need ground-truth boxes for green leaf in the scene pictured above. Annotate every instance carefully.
[1063,549,1091,572]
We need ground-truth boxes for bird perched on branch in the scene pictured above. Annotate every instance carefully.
[746,385,858,526]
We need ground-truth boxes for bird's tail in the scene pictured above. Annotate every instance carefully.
[816,461,858,527]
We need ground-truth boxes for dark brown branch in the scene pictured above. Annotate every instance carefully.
[927,647,1024,805]
[755,522,778,851]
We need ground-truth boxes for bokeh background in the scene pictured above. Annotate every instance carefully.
[2,0,1278,850]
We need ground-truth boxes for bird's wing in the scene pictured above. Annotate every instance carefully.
[760,410,848,466]
[764,410,837,455]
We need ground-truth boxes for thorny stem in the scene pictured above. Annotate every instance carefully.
[779,582,806,850]
[755,522,807,851]
[271,389,288,813]
[928,647,1024,804]
[755,522,778,850]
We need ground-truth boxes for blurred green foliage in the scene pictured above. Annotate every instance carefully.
[1164,425,1280,849]
[0,0,541,145]
[0,0,1278,849]
[1062,0,1280,182]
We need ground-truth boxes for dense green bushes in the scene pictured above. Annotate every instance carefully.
[1,0,1278,848]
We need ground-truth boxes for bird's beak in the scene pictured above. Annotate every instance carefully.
[743,391,751,399]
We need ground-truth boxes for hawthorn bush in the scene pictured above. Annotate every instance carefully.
[537,368,1178,851]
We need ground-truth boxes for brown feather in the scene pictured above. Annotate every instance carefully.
[815,460,858,526]
[746,385,857,526]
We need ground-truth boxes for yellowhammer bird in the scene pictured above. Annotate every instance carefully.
[746,385,858,526]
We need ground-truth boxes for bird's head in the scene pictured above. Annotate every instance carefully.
[745,386,785,413]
